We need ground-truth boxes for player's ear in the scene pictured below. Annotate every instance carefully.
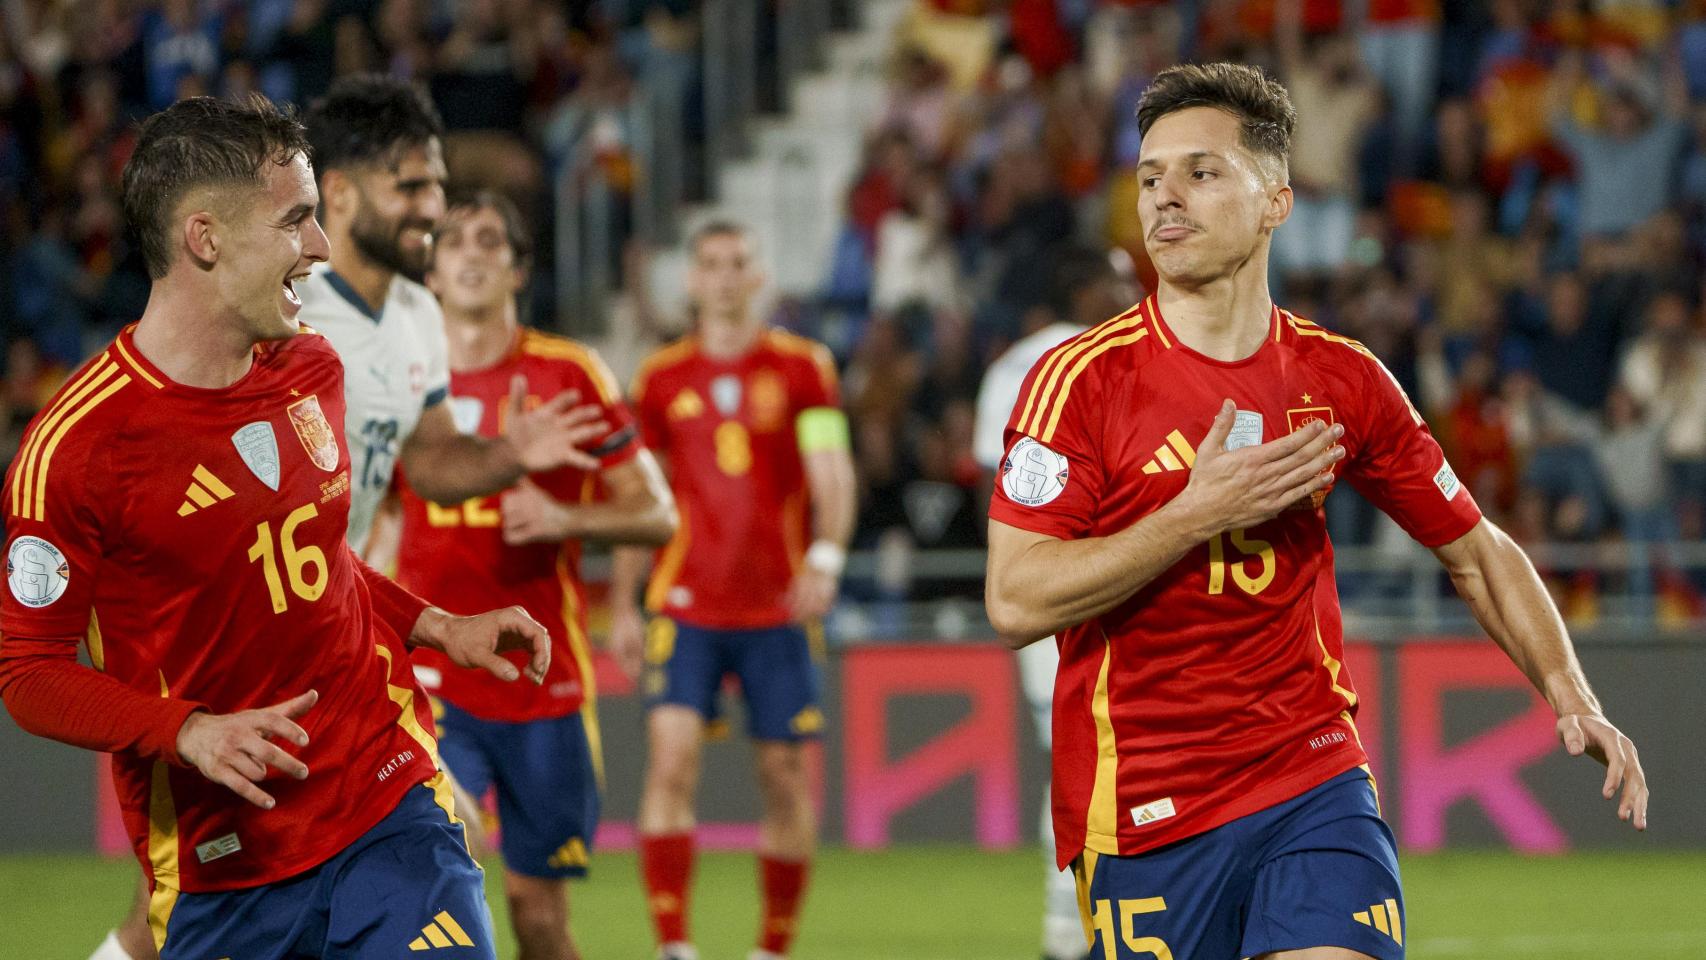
[511,263,529,295]
[320,168,354,220]
[1264,180,1293,233]
[182,209,220,270]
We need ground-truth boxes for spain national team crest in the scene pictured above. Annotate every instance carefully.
[1287,397,1339,507]
[749,370,788,431]
[231,421,281,490]
[287,395,340,472]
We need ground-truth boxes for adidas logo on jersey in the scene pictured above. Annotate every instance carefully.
[177,465,235,516]
[1139,431,1198,475]
[1352,899,1404,946]
[408,911,477,951]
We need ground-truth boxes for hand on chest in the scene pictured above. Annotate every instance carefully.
[1116,386,1353,497]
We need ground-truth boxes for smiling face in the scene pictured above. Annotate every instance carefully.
[427,203,523,316]
[336,138,447,280]
[209,151,330,341]
[1136,106,1291,288]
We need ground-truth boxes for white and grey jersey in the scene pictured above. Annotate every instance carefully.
[296,263,450,553]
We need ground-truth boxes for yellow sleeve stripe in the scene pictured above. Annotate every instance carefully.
[1039,325,1148,443]
[111,336,163,389]
[1283,312,1422,425]
[30,373,131,521]
[13,356,127,520]
[631,338,698,403]
[521,333,622,405]
[12,355,115,518]
[1014,302,1146,438]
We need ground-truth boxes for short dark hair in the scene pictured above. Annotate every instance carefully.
[689,219,750,255]
[121,94,310,279]
[304,74,444,176]
[439,189,533,270]
[1136,63,1295,179]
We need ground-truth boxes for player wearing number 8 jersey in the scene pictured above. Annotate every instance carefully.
[986,64,1648,960]
[0,95,553,960]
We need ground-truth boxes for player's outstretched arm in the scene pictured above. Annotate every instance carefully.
[407,605,552,686]
[399,378,609,503]
[1433,518,1649,830]
[987,401,1343,645]
[499,449,677,547]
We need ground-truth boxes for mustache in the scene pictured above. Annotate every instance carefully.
[1148,217,1203,238]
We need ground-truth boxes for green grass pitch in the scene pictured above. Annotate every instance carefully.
[2,848,1703,958]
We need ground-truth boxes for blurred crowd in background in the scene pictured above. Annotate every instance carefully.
[5,0,1706,619]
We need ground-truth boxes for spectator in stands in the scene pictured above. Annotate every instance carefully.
[1595,386,1673,607]
[1549,52,1690,247]
[1619,290,1706,538]
[871,165,961,314]
[1271,0,1379,281]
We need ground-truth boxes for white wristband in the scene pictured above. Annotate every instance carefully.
[804,540,847,578]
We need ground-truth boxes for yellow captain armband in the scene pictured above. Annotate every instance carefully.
[796,406,851,454]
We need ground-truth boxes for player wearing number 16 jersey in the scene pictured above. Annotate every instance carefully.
[986,64,1648,960]
[0,96,552,960]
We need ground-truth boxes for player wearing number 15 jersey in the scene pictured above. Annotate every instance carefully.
[0,96,551,960]
[986,65,1648,960]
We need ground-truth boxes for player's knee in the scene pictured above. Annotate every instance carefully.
[506,879,569,954]
[647,749,702,800]
[755,746,809,812]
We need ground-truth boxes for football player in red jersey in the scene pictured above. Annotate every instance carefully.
[986,64,1648,960]
[610,222,857,960]
[396,191,676,960]
[0,96,552,960]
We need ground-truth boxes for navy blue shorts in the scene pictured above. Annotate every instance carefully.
[642,616,824,741]
[156,774,494,959]
[1075,768,1404,960]
[435,699,602,879]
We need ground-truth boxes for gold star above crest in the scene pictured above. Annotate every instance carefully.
[289,388,301,397]
[1301,393,1313,404]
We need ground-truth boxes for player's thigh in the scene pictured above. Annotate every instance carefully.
[1256,948,1381,960]
[488,710,602,880]
[643,616,725,720]
[1076,831,1252,960]
[646,703,709,788]
[1243,771,1404,960]
[155,870,323,960]
[752,738,811,805]
[731,623,824,741]
[325,775,497,960]
[433,698,498,800]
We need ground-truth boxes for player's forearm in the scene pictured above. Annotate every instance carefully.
[350,552,432,643]
[610,545,655,614]
[805,448,857,548]
[987,500,1206,646]
[0,649,203,762]
[562,493,678,546]
[400,432,524,502]
[1436,520,1603,717]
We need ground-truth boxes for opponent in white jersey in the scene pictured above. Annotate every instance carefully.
[296,265,450,553]
[90,75,606,960]
[971,244,1135,960]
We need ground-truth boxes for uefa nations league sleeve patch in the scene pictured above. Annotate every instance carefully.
[7,536,69,607]
[1001,437,1069,507]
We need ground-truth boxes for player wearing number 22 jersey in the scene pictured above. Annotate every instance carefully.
[990,297,1482,957]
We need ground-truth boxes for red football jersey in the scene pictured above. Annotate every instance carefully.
[632,330,839,629]
[0,326,440,892]
[399,329,639,723]
[989,297,1482,868]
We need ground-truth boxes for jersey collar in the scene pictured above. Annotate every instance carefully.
[321,268,384,323]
